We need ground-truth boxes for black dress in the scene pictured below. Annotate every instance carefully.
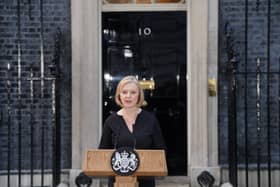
[98,110,166,187]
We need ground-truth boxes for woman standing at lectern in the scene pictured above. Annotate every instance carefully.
[98,75,166,187]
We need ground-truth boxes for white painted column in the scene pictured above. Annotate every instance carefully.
[207,0,221,185]
[188,0,220,186]
[70,0,101,186]
[208,0,219,168]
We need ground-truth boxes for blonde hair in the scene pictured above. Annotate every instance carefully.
[115,76,145,107]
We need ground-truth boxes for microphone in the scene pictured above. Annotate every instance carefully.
[114,125,121,149]
[132,132,136,150]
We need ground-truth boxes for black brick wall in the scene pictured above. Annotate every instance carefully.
[0,0,71,170]
[219,0,280,166]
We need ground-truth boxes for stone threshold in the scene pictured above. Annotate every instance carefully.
[156,176,190,187]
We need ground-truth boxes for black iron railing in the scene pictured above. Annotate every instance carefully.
[0,0,63,184]
[1,29,62,187]
[220,0,279,187]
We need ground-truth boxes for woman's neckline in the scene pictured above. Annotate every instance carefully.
[116,108,142,117]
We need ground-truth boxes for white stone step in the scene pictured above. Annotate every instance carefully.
[156,176,190,187]
[99,176,190,187]
[156,183,190,187]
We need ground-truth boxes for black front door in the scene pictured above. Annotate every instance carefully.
[102,11,187,175]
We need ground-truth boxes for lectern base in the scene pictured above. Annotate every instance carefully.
[114,176,138,187]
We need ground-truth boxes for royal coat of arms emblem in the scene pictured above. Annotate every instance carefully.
[111,147,140,176]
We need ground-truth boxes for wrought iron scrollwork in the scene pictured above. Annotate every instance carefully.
[75,172,92,187]
[197,171,215,187]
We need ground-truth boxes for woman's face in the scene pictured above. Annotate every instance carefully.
[119,82,139,108]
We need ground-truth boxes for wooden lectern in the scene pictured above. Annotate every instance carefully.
[83,149,167,187]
